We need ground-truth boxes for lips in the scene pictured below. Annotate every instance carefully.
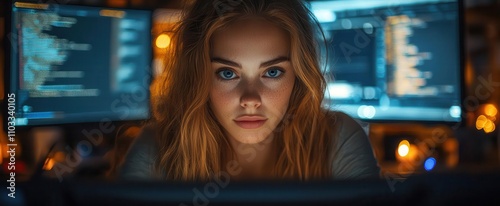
[234,115,267,129]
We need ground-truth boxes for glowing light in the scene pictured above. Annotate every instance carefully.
[54,151,66,161]
[484,104,497,117]
[476,115,488,130]
[43,158,55,170]
[14,2,49,9]
[363,106,376,119]
[326,83,353,99]
[449,106,461,118]
[484,120,495,133]
[156,33,171,49]
[407,145,419,162]
[313,10,336,22]
[443,139,459,167]
[398,140,410,157]
[476,114,496,133]
[443,138,458,152]
[100,9,125,18]
[424,157,436,171]
[357,105,376,119]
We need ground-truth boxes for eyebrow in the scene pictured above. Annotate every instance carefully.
[210,56,290,69]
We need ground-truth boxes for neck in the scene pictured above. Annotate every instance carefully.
[227,134,277,180]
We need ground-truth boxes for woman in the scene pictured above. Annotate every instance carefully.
[120,0,379,181]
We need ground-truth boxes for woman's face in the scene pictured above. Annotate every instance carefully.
[209,18,295,145]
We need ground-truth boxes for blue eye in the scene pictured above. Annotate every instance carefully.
[264,68,284,78]
[217,69,237,80]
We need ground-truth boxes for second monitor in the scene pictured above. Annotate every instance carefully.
[311,0,463,123]
[6,2,153,126]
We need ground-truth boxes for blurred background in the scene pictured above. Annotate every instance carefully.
[0,0,499,183]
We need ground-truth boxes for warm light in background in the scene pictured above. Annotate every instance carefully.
[484,104,498,117]
[99,9,125,18]
[476,115,488,130]
[398,140,410,157]
[484,120,496,133]
[43,158,55,171]
[476,113,496,133]
[396,140,420,164]
[156,33,171,49]
[407,145,419,162]
[443,138,459,168]
[54,151,66,162]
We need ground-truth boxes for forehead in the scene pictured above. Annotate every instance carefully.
[210,17,290,58]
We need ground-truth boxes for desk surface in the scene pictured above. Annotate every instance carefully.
[6,171,500,206]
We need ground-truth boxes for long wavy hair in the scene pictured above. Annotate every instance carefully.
[150,0,336,181]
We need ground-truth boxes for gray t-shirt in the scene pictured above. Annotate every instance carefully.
[119,112,380,180]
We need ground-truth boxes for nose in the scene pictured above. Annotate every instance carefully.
[240,98,261,108]
[240,84,262,109]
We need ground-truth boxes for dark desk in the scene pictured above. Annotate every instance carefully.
[6,172,500,206]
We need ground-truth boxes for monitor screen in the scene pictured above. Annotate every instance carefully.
[310,0,463,123]
[7,2,152,126]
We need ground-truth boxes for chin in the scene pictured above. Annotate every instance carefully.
[231,131,273,144]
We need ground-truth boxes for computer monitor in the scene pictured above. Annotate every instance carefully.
[5,2,153,126]
[310,0,463,123]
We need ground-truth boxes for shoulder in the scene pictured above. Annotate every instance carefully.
[127,122,158,155]
[325,111,369,140]
[325,110,380,180]
[118,122,159,180]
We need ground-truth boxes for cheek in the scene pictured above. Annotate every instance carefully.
[209,83,236,114]
[265,78,295,113]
